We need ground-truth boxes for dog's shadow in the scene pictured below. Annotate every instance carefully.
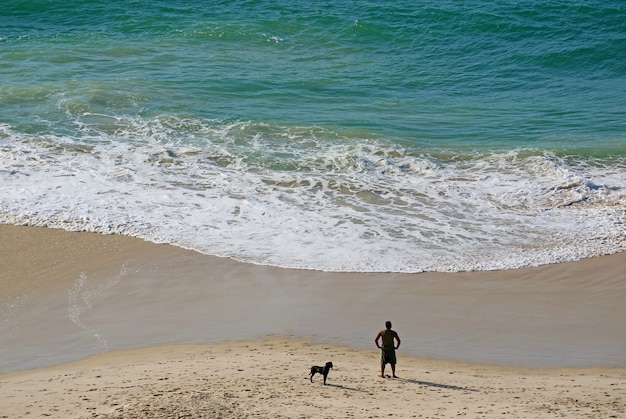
[324,383,370,393]
[309,376,478,393]
[393,377,479,392]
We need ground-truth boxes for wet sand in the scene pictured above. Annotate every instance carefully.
[1,224,625,417]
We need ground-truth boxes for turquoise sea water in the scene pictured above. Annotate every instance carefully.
[2,1,625,272]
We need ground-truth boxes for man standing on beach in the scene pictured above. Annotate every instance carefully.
[375,321,401,378]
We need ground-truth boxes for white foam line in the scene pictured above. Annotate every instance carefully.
[1,120,625,272]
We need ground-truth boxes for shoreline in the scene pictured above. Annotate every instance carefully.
[1,224,626,372]
[2,224,626,417]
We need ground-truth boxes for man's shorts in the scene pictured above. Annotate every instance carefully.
[380,347,396,365]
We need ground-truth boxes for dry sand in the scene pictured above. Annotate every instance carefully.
[1,224,626,417]
[1,337,625,418]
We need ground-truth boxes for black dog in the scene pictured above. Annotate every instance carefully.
[309,362,333,385]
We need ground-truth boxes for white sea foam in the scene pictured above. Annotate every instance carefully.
[1,121,625,272]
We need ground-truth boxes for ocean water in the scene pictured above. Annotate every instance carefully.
[1,0,625,272]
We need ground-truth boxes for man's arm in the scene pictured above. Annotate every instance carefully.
[374,330,383,348]
[394,332,401,349]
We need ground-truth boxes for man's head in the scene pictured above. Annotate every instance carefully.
[385,321,392,329]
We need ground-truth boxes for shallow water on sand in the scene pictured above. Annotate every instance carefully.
[1,226,625,373]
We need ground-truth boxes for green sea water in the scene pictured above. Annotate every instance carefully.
[1,0,625,272]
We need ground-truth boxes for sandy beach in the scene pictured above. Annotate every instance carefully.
[1,224,625,417]
[2,337,625,418]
